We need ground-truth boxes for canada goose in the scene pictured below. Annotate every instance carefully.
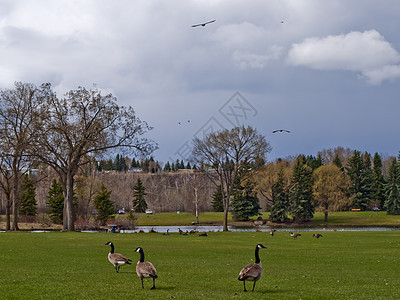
[181,231,188,236]
[313,233,323,238]
[105,241,132,273]
[272,129,290,133]
[163,229,169,235]
[178,228,183,235]
[199,232,208,236]
[290,232,301,238]
[135,247,158,290]
[238,244,267,292]
[269,229,276,236]
[191,19,216,27]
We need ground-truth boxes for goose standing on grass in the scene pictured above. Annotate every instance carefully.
[105,241,132,273]
[238,244,267,292]
[290,232,301,239]
[313,233,323,238]
[135,247,158,290]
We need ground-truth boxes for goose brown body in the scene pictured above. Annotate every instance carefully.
[105,241,132,273]
[135,247,158,290]
[238,244,266,292]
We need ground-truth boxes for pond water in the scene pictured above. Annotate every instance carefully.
[119,225,399,233]
[1,226,397,233]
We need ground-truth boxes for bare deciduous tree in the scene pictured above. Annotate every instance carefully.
[192,126,271,231]
[32,85,157,231]
[0,82,47,230]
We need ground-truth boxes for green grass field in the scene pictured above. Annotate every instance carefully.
[0,230,399,299]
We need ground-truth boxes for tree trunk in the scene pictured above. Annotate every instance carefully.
[11,171,20,231]
[223,193,230,231]
[5,195,11,231]
[63,172,75,231]
[194,188,199,224]
[324,211,328,222]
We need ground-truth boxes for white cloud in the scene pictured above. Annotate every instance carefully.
[287,30,400,84]
[233,46,283,70]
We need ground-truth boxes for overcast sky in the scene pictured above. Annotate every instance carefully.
[1,0,400,164]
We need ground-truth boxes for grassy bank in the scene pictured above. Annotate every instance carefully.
[0,231,399,299]
[132,211,400,227]
[1,211,399,231]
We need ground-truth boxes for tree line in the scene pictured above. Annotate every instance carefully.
[0,82,156,231]
[1,82,400,232]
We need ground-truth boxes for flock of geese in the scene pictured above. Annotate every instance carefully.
[105,230,323,292]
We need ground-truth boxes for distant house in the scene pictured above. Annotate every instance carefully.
[145,209,153,214]
[129,167,143,173]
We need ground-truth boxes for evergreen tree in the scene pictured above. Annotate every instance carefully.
[289,156,314,222]
[131,158,140,168]
[346,151,373,210]
[305,154,323,170]
[384,158,400,214]
[270,169,290,222]
[114,154,121,171]
[19,174,37,216]
[47,179,64,224]
[231,182,260,221]
[163,161,171,172]
[211,185,224,212]
[94,182,115,224]
[132,178,148,213]
[372,153,386,209]
[186,162,191,169]
[333,154,344,172]
[231,163,261,221]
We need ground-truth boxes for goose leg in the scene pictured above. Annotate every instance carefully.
[252,281,256,292]
[151,278,156,290]
[115,266,119,273]
[141,278,144,289]
[243,281,247,292]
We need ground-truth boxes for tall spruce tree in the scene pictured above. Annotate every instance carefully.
[211,185,224,212]
[132,178,148,213]
[231,182,260,221]
[333,154,344,172]
[372,153,386,209]
[19,174,37,216]
[270,169,290,222]
[94,182,115,224]
[289,155,314,222]
[47,179,64,224]
[163,161,171,172]
[346,151,373,210]
[384,158,400,214]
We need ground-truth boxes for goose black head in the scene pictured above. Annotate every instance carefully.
[257,244,267,249]
[105,241,113,246]
[135,247,143,253]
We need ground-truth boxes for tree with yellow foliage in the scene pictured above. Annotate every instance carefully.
[312,164,353,222]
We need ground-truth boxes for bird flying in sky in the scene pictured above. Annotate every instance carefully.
[192,19,216,27]
[272,129,290,133]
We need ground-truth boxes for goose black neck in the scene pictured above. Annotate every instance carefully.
[109,243,114,254]
[139,249,145,262]
[255,246,261,264]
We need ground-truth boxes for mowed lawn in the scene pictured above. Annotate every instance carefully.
[0,231,399,299]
